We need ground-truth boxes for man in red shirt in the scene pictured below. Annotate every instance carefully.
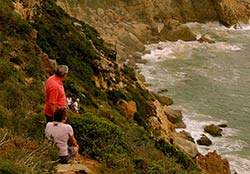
[44,65,68,122]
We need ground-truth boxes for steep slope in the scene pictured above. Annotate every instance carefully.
[0,0,231,174]
[0,0,201,173]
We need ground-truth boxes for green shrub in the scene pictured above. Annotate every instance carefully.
[25,57,46,80]
[0,1,32,39]
[0,159,22,174]
[107,89,128,104]
[0,81,24,110]
[0,105,12,128]
[28,113,46,140]
[123,64,137,81]
[0,61,12,83]
[155,139,199,171]
[0,81,33,133]
[125,84,154,129]
[69,112,128,165]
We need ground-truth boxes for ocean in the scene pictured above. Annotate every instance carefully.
[137,22,250,174]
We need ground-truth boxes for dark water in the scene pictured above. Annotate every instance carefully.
[138,23,250,174]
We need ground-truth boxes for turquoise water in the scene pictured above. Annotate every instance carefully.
[138,23,250,174]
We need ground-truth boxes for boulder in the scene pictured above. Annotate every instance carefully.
[204,124,223,137]
[173,130,195,143]
[116,99,137,118]
[196,134,212,146]
[218,123,228,128]
[198,35,215,44]
[130,23,153,43]
[159,25,196,42]
[163,106,186,128]
[152,92,174,106]
[115,28,145,52]
[173,136,199,158]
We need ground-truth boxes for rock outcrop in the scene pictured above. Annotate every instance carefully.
[172,131,199,158]
[163,106,186,128]
[212,0,250,27]
[195,151,231,174]
[116,99,137,118]
[147,100,173,141]
[57,0,250,62]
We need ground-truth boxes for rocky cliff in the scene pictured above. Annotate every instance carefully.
[54,1,239,173]
[57,0,250,63]
[0,0,236,173]
[1,0,199,173]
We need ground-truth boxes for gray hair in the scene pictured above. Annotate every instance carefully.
[55,65,69,77]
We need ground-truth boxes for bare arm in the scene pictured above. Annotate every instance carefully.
[69,134,79,158]
[69,134,78,147]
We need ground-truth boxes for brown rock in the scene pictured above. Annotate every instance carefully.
[174,130,195,143]
[218,123,228,128]
[195,151,231,174]
[116,99,137,118]
[147,101,173,140]
[172,136,199,158]
[152,92,173,106]
[148,116,163,137]
[212,0,250,27]
[159,25,196,42]
[204,124,223,137]
[196,134,212,146]
[163,106,186,128]
[198,35,215,44]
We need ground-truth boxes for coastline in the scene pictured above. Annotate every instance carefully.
[135,25,250,173]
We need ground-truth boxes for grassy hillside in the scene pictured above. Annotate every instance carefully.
[0,0,201,173]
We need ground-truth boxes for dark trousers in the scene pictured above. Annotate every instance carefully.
[45,115,53,122]
[59,147,76,164]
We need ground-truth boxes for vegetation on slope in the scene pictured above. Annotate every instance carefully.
[0,0,201,173]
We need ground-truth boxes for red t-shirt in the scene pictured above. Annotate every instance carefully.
[44,75,66,117]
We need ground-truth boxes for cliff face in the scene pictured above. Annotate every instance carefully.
[54,1,239,173]
[1,0,234,173]
[57,0,250,62]
[2,0,199,173]
[212,0,250,26]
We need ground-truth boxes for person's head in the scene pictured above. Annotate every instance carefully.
[76,98,80,102]
[54,108,67,122]
[55,65,68,78]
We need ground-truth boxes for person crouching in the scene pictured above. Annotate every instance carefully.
[45,108,79,164]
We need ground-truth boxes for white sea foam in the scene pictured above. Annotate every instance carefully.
[142,39,241,66]
[229,23,250,31]
[142,40,201,61]
[186,22,228,31]
[225,154,250,174]
[139,22,250,173]
[173,104,249,174]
